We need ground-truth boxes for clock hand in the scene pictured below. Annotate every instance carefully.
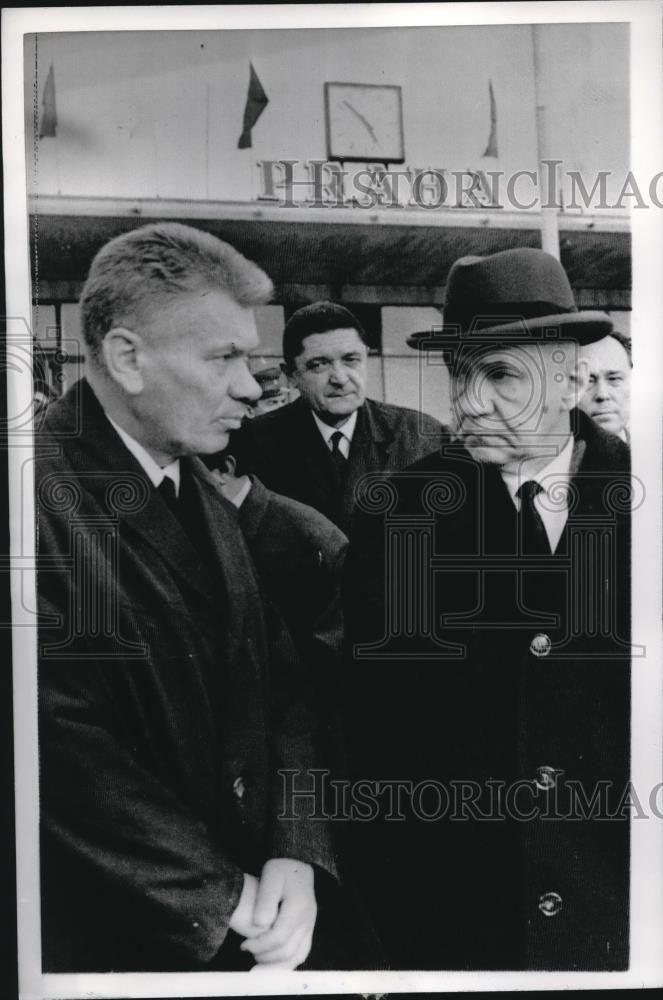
[342,100,379,144]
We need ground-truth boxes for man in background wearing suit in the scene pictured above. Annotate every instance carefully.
[36,223,337,972]
[228,301,443,535]
[211,450,384,968]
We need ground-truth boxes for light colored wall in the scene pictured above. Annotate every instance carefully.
[26,24,628,206]
[606,311,630,340]
[28,23,629,416]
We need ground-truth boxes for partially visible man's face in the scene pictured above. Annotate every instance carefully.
[578,335,631,436]
[289,327,368,427]
[132,288,261,461]
[451,341,581,473]
[253,388,289,416]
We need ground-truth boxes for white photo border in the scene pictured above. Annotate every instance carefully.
[3,2,663,997]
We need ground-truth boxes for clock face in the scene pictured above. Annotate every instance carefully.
[325,83,404,163]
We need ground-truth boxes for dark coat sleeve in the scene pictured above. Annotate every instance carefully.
[37,464,339,970]
[38,661,245,966]
[253,503,348,703]
[274,512,349,787]
[37,506,247,968]
[264,593,338,876]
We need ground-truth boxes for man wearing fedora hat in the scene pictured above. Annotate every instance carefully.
[344,248,631,971]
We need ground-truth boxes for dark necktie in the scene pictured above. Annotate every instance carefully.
[159,471,196,539]
[330,431,348,480]
[158,470,219,580]
[516,480,551,555]
[158,474,179,514]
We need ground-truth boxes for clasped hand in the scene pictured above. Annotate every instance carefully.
[229,858,316,969]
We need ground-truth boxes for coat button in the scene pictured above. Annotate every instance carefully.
[538,891,563,917]
[530,633,552,657]
[232,776,246,800]
[535,765,560,791]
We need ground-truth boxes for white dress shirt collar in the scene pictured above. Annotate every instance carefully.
[106,415,181,495]
[312,410,358,459]
[500,434,575,553]
[229,475,253,510]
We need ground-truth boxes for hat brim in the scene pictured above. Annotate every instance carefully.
[406,310,613,351]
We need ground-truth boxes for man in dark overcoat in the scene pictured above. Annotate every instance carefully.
[210,451,385,968]
[36,222,338,972]
[211,450,348,712]
[227,301,443,536]
[344,248,631,971]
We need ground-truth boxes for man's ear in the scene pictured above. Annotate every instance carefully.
[563,356,589,411]
[224,455,237,478]
[101,327,145,395]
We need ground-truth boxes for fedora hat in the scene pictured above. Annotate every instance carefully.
[409,248,612,352]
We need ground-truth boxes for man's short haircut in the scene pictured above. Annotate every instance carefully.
[282,301,367,371]
[80,222,273,360]
[208,445,249,478]
[609,330,633,366]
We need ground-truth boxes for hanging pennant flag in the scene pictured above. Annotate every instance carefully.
[39,63,57,139]
[237,63,269,149]
[482,80,498,158]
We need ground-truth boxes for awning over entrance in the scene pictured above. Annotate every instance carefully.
[29,198,631,310]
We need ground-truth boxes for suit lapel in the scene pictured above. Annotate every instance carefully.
[471,418,608,557]
[124,476,216,605]
[236,475,271,546]
[432,447,518,556]
[348,400,393,475]
[185,457,237,593]
[295,403,338,498]
[553,409,628,551]
[482,465,520,555]
[45,381,218,606]
[186,457,270,670]
[342,401,395,522]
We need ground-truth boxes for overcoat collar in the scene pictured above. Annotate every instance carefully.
[236,475,272,544]
[437,408,628,555]
[41,379,237,606]
[286,398,399,530]
[436,410,630,554]
[288,397,398,484]
[290,396,396,450]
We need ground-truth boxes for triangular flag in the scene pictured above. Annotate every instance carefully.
[238,63,269,149]
[482,80,498,158]
[39,63,57,139]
